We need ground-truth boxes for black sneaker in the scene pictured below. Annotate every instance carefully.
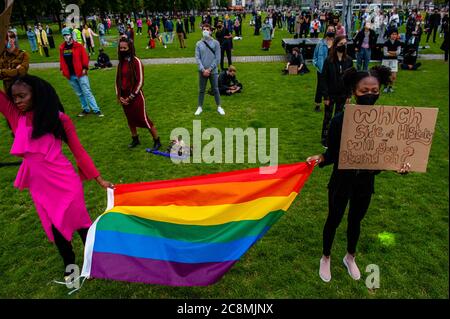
[128,136,140,148]
[93,111,104,117]
[152,137,162,151]
[314,105,321,112]
[78,110,90,117]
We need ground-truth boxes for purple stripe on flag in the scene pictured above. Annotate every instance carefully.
[90,252,238,286]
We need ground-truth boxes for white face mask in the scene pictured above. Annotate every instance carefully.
[64,35,72,43]
[202,30,210,38]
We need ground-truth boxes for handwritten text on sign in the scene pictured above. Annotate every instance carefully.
[338,105,438,172]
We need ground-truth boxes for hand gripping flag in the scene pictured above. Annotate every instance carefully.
[81,163,313,286]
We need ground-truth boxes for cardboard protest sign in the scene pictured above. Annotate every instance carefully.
[0,0,14,55]
[381,59,398,72]
[288,65,298,75]
[338,105,438,172]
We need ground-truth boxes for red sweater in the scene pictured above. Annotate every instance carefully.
[59,41,90,79]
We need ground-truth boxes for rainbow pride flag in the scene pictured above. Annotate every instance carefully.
[81,163,313,286]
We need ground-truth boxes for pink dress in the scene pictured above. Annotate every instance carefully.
[1,91,99,243]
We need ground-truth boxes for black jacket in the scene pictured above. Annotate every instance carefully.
[288,52,305,66]
[321,56,353,100]
[354,29,377,50]
[428,13,441,27]
[218,70,239,92]
[176,21,184,33]
[215,28,232,49]
[97,53,110,65]
[320,112,380,196]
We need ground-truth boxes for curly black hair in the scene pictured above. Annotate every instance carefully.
[7,75,67,142]
[342,65,392,96]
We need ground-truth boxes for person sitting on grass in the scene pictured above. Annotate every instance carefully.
[93,48,113,69]
[218,65,243,95]
[282,47,309,75]
[400,44,422,71]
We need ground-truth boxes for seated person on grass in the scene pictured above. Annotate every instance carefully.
[401,43,422,70]
[282,47,309,75]
[93,48,112,69]
[218,65,243,95]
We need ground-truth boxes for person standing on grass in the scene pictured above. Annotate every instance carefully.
[82,24,98,56]
[26,26,38,53]
[98,21,107,47]
[136,17,143,35]
[184,15,190,34]
[0,32,30,92]
[115,37,161,150]
[354,22,377,72]
[72,26,83,44]
[190,14,196,33]
[215,20,232,71]
[36,24,50,57]
[254,12,262,35]
[261,17,273,51]
[306,65,411,283]
[313,25,335,112]
[0,75,113,282]
[59,27,103,117]
[335,21,346,38]
[441,11,449,62]
[194,24,224,116]
[176,17,187,49]
[320,36,353,148]
[46,25,55,49]
[310,14,321,38]
[383,29,401,93]
[426,9,441,43]
[294,14,302,38]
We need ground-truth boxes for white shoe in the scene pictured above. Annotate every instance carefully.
[217,106,225,115]
[319,257,331,282]
[194,107,202,116]
[343,254,361,280]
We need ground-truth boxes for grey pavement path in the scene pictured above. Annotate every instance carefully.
[30,54,445,69]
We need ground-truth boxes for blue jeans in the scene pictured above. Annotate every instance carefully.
[357,48,371,71]
[28,38,37,52]
[68,75,100,113]
[198,71,221,107]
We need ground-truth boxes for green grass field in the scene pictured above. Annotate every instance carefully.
[0,60,448,299]
[14,16,447,64]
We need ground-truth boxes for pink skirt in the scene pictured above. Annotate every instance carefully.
[15,153,92,242]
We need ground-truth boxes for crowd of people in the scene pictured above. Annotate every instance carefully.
[0,4,446,284]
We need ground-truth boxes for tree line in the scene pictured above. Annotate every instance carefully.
[10,0,214,31]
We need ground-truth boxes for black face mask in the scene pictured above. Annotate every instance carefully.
[119,50,131,60]
[326,32,335,37]
[355,93,379,105]
[336,44,346,53]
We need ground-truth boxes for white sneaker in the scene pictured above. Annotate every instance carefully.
[194,107,203,116]
[217,106,225,115]
[319,256,331,282]
[343,254,361,280]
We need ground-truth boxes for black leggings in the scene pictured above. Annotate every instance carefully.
[314,71,324,104]
[321,96,346,143]
[86,37,94,54]
[323,189,372,256]
[52,225,89,275]
[221,47,232,70]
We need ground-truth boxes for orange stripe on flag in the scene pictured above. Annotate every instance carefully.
[114,174,308,207]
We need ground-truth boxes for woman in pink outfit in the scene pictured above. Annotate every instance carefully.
[0,75,113,279]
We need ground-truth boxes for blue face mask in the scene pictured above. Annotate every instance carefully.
[6,42,11,49]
